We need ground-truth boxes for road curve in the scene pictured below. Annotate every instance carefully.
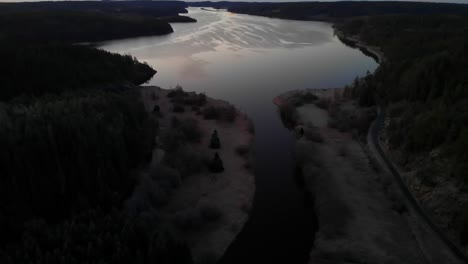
[369,106,468,264]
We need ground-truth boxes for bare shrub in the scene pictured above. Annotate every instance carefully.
[191,105,200,112]
[241,202,251,213]
[304,128,324,143]
[338,144,348,157]
[368,155,381,173]
[203,105,237,122]
[244,161,253,171]
[235,145,250,156]
[202,106,219,120]
[150,92,159,101]
[127,174,172,211]
[278,102,298,127]
[350,110,375,135]
[294,141,320,167]
[160,128,186,152]
[180,118,202,143]
[167,85,188,98]
[386,185,407,214]
[198,251,218,264]
[184,92,207,106]
[173,208,203,231]
[315,98,329,109]
[172,104,185,113]
[150,165,182,189]
[289,92,318,107]
[388,101,408,118]
[222,105,237,122]
[199,203,223,222]
[165,146,204,177]
[328,108,351,132]
[170,117,201,143]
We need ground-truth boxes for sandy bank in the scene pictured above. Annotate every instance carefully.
[275,89,461,263]
[141,86,255,264]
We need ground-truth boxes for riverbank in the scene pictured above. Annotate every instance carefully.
[334,29,385,64]
[275,89,441,263]
[140,86,255,264]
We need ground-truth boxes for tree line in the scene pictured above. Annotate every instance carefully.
[0,2,196,263]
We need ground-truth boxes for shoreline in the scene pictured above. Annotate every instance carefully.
[334,29,385,64]
[140,86,255,264]
[274,88,457,263]
[275,87,464,263]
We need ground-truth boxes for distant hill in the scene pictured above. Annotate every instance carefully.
[0,1,195,43]
[189,1,468,20]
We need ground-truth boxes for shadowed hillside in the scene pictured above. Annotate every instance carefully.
[190,1,468,20]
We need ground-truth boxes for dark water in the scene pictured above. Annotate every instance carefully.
[99,7,377,263]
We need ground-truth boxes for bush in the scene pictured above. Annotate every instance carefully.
[235,145,250,156]
[203,106,219,120]
[304,128,324,143]
[150,165,182,190]
[165,146,204,177]
[315,98,329,109]
[199,203,222,222]
[222,105,237,122]
[153,104,161,113]
[198,251,218,264]
[184,93,207,106]
[203,105,237,122]
[209,130,221,149]
[173,209,203,232]
[179,118,202,143]
[167,85,188,98]
[173,104,185,113]
[338,144,348,157]
[278,102,298,127]
[150,92,159,101]
[161,129,186,152]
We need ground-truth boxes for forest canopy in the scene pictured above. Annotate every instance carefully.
[0,1,195,263]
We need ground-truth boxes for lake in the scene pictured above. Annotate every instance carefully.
[99,7,377,263]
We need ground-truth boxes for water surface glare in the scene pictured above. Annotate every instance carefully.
[99,7,378,263]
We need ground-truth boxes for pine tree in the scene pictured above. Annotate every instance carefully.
[209,130,221,149]
[210,152,224,173]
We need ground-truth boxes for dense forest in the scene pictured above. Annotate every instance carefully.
[0,11,173,43]
[0,1,197,44]
[190,1,468,20]
[333,13,468,249]
[0,1,197,263]
[335,14,468,183]
[0,44,155,101]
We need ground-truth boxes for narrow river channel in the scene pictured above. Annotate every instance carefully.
[99,7,377,263]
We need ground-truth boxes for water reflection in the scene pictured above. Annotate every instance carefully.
[99,7,378,263]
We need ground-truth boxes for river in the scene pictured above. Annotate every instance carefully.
[99,7,377,263]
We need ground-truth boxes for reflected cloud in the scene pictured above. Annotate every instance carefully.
[100,7,334,61]
[179,56,210,80]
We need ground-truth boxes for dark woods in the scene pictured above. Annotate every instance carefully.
[0,1,196,263]
[335,14,468,177]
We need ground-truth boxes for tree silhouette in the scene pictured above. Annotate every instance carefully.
[209,130,221,149]
[210,152,224,173]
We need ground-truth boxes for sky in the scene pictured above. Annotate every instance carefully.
[0,0,467,3]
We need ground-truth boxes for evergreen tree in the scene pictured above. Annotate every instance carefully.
[210,152,224,173]
[209,130,221,149]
